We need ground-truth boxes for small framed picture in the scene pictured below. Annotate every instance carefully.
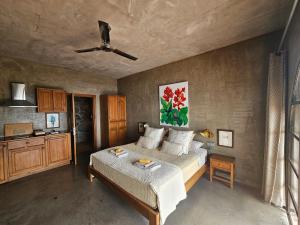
[46,113,60,129]
[217,129,234,148]
[138,122,147,134]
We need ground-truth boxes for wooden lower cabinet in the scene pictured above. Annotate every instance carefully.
[46,134,70,167]
[0,143,7,183]
[8,145,45,178]
[0,133,71,184]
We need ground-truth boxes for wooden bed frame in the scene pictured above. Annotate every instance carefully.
[88,164,207,225]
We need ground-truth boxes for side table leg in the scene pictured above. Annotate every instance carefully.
[210,166,213,182]
[230,166,234,188]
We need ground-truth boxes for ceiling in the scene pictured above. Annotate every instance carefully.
[0,0,291,79]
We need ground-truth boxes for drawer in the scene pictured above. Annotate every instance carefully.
[26,138,45,147]
[211,159,231,171]
[7,138,45,149]
[7,140,27,150]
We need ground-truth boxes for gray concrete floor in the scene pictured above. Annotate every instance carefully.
[0,156,288,225]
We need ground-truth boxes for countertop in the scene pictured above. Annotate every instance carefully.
[0,131,69,142]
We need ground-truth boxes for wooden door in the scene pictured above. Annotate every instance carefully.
[8,145,44,178]
[0,143,7,183]
[117,121,127,145]
[37,88,53,112]
[47,135,69,167]
[53,90,66,112]
[108,122,118,147]
[108,96,118,122]
[118,96,126,121]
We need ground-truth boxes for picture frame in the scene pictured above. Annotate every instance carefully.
[46,113,60,129]
[159,81,189,127]
[217,129,234,148]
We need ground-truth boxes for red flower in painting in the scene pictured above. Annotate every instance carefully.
[173,87,186,110]
[163,86,174,102]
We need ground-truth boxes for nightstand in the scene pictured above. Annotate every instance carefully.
[209,153,235,188]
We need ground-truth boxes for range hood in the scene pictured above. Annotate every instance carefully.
[7,83,37,108]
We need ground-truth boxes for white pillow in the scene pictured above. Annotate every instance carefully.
[161,141,185,156]
[167,128,195,154]
[190,140,205,152]
[144,126,164,148]
[136,136,156,149]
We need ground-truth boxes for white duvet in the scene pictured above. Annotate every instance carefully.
[90,146,187,225]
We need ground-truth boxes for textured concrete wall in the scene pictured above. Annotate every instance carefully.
[118,33,279,188]
[0,56,117,147]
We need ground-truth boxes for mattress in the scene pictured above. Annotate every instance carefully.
[90,143,207,209]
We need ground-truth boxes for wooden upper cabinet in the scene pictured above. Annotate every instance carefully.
[37,88,66,112]
[118,96,126,121]
[37,88,53,112]
[53,90,66,112]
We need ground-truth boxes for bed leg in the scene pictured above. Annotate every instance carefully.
[89,172,95,182]
[149,212,159,225]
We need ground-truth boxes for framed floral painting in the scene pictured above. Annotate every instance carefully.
[159,81,189,127]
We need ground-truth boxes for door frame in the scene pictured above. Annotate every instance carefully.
[67,93,97,162]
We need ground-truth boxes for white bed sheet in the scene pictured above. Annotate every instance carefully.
[90,143,207,209]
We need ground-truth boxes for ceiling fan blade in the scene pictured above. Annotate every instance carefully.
[74,47,102,53]
[98,21,111,45]
[112,49,138,60]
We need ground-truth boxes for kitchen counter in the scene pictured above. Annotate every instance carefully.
[0,131,69,142]
[0,132,71,184]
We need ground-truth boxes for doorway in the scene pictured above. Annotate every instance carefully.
[67,94,96,165]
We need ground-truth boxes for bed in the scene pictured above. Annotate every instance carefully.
[88,143,207,225]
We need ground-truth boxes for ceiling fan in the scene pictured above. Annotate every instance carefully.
[75,21,137,61]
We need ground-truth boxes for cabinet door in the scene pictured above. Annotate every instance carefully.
[117,121,127,145]
[53,90,66,112]
[37,88,53,112]
[47,136,69,166]
[0,143,7,183]
[8,146,45,178]
[118,96,126,121]
[108,122,118,147]
[108,96,118,122]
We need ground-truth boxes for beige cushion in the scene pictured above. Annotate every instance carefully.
[144,126,165,148]
[167,128,195,154]
[161,141,185,156]
[136,136,156,149]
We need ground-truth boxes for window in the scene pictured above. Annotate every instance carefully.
[286,66,300,225]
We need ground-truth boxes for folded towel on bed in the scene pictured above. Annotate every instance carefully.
[134,160,161,171]
[110,148,128,158]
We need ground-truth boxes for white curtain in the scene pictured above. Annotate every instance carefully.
[262,53,285,207]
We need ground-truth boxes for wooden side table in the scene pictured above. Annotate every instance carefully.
[209,153,235,188]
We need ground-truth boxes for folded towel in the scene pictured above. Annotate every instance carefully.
[110,148,128,158]
[134,161,161,171]
[116,152,128,158]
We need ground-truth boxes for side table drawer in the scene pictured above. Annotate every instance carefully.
[211,160,231,171]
